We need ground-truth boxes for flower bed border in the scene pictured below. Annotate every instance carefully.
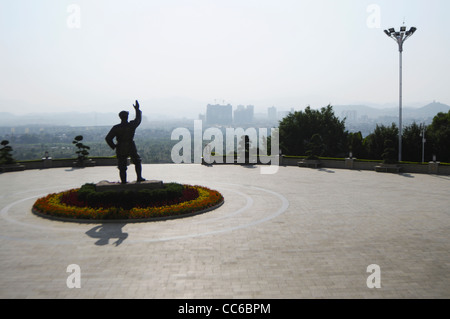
[32,184,224,223]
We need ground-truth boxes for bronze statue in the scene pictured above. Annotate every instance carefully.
[105,100,145,184]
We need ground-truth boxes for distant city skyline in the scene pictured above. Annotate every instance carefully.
[1,0,450,118]
[0,100,447,129]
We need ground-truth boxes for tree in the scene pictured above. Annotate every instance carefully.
[363,124,398,160]
[305,133,324,160]
[238,135,251,163]
[347,131,364,158]
[427,111,450,162]
[0,140,16,165]
[279,105,347,157]
[402,122,423,162]
[72,135,90,165]
[381,139,397,164]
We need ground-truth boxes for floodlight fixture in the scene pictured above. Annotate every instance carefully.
[383,25,417,162]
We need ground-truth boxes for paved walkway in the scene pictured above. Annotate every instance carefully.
[0,164,449,298]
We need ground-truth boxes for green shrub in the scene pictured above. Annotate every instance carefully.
[72,135,90,164]
[77,182,184,209]
[0,140,16,165]
[381,139,397,164]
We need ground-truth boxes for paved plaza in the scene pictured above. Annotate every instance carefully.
[0,164,449,298]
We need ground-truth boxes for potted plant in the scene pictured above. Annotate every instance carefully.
[381,139,397,165]
[0,140,25,172]
[376,139,401,173]
[299,134,323,168]
[72,135,94,167]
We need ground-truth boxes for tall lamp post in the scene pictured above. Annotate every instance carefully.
[420,122,426,163]
[384,26,417,162]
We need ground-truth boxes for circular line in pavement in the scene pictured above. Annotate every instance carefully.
[192,187,254,224]
[129,185,290,243]
[0,183,289,244]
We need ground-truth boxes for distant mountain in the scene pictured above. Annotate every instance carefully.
[334,101,449,122]
[406,101,450,118]
[0,111,166,127]
[333,105,385,119]
[0,112,119,127]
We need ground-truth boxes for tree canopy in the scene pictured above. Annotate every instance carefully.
[279,105,347,157]
[279,106,450,163]
[363,123,398,160]
[427,110,450,162]
[0,140,16,165]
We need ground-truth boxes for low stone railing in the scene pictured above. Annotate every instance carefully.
[3,157,125,172]
[280,156,450,175]
[2,155,449,175]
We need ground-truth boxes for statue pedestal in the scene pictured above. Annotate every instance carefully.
[95,180,164,192]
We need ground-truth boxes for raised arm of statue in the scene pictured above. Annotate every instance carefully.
[132,100,142,127]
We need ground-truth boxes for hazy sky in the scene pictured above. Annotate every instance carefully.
[1,0,449,118]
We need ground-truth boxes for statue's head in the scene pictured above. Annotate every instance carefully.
[119,111,129,122]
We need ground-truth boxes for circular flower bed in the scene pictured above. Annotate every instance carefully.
[32,183,224,222]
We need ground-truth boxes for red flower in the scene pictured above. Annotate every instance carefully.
[33,185,223,221]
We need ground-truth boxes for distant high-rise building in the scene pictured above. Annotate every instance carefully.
[234,105,254,124]
[206,104,233,125]
[268,106,277,122]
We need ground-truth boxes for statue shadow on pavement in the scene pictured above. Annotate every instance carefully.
[85,223,128,246]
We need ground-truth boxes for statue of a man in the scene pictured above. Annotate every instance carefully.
[105,100,145,184]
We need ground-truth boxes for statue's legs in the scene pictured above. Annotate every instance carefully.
[117,156,128,184]
[135,162,144,181]
[128,142,145,182]
[119,169,127,184]
[131,155,145,182]
[117,143,144,183]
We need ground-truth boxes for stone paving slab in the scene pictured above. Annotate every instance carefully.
[0,164,449,298]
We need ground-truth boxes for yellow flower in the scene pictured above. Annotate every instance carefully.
[33,185,223,221]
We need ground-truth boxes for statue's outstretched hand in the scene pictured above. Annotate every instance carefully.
[133,100,140,110]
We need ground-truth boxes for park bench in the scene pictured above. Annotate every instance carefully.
[375,164,402,173]
[298,159,321,169]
